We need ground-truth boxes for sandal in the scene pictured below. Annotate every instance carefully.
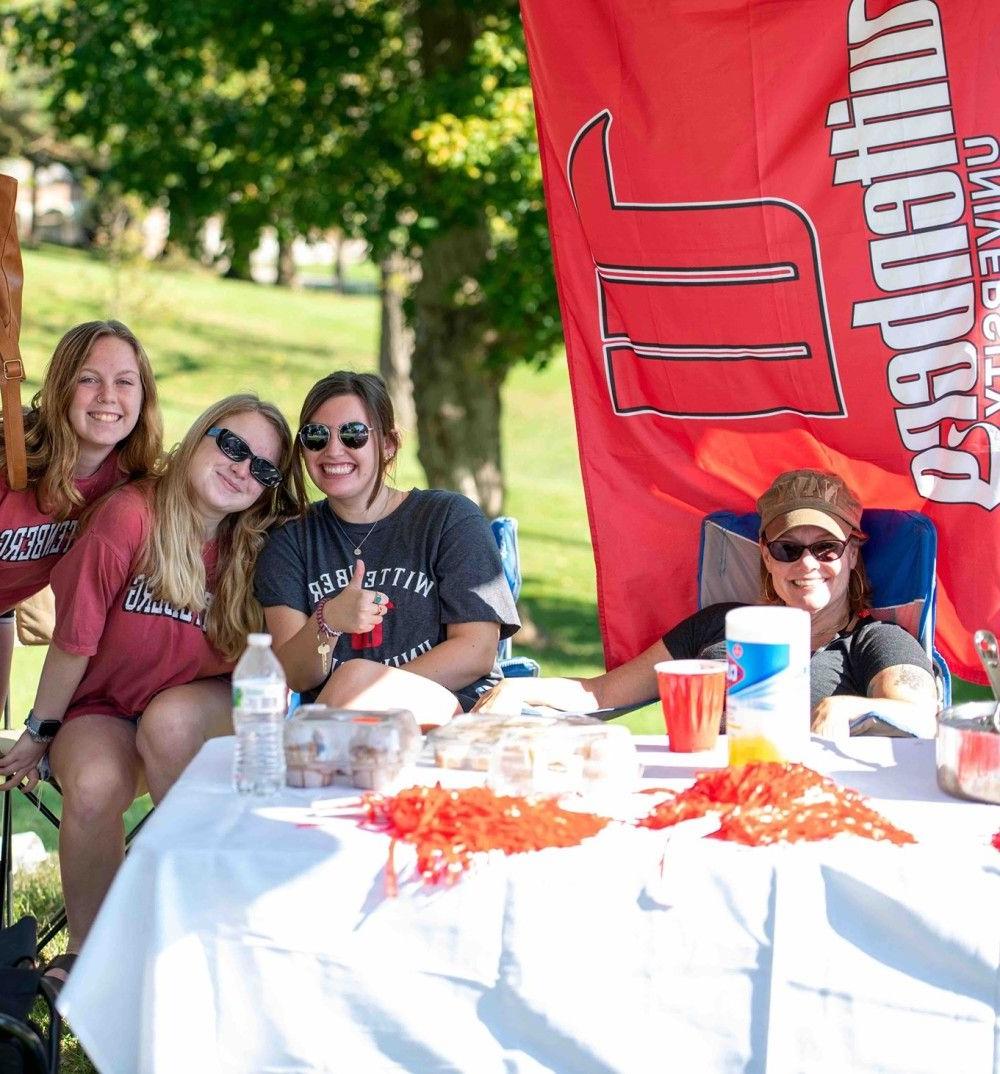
[41,952,77,997]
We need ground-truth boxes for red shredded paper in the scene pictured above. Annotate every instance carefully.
[637,762,915,846]
[361,784,610,894]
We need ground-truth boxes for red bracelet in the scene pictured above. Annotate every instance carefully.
[315,598,343,639]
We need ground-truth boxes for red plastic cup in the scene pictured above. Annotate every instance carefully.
[655,660,727,752]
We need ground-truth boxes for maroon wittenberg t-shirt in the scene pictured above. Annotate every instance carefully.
[51,483,233,721]
[0,451,121,612]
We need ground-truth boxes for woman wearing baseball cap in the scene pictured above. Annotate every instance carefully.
[474,469,939,739]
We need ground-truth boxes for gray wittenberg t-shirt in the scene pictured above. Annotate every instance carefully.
[255,489,520,710]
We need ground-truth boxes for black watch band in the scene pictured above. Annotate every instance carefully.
[24,709,62,743]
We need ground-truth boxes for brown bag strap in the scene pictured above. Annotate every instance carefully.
[0,364,26,491]
[0,175,26,491]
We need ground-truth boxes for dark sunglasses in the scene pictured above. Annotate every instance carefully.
[765,538,851,563]
[298,421,372,452]
[205,427,283,488]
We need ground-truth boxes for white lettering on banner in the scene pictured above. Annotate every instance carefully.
[826,0,1000,507]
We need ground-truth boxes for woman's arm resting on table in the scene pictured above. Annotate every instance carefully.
[0,645,90,791]
[473,639,668,715]
[395,621,500,692]
[811,662,939,739]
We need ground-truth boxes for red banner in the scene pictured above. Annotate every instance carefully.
[521,0,999,683]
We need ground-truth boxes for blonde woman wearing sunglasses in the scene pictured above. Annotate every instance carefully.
[255,371,519,728]
[0,394,298,987]
[475,470,938,739]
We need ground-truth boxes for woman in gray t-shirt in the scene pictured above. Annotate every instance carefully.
[255,371,519,725]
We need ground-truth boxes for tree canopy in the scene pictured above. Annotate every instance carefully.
[9,0,563,509]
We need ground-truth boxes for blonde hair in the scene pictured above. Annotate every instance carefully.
[0,320,163,518]
[141,394,300,660]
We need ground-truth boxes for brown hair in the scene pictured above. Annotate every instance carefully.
[0,320,162,517]
[295,371,400,509]
[141,394,299,660]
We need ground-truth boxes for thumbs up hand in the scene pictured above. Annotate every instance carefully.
[323,559,389,635]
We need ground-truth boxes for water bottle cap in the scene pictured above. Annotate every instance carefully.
[248,633,272,646]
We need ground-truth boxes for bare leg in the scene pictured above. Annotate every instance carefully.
[318,659,461,727]
[48,715,144,956]
[136,679,231,804]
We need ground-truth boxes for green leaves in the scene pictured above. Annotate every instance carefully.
[9,0,562,375]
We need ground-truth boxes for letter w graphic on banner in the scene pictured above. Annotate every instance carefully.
[568,110,845,419]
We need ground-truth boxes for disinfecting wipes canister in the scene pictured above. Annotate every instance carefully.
[725,606,810,765]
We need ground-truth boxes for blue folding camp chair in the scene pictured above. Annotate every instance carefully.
[490,517,540,678]
[698,508,951,705]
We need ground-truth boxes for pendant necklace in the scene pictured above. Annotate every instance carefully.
[329,491,389,557]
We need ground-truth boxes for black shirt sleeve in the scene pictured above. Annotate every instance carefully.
[846,618,933,693]
[662,602,741,660]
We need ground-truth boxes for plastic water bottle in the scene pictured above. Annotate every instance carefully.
[232,633,287,795]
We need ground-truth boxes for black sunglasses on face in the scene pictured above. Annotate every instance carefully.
[765,538,850,563]
[298,421,372,452]
[205,427,283,488]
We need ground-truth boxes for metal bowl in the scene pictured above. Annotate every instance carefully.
[936,702,1000,803]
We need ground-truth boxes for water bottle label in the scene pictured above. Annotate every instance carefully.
[726,640,789,704]
[232,682,286,713]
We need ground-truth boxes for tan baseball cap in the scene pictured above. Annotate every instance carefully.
[756,469,864,542]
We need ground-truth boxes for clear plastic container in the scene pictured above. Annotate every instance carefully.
[425,713,638,798]
[283,707,420,791]
[487,720,639,799]
[425,712,596,772]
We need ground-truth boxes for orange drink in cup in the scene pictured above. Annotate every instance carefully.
[655,660,727,752]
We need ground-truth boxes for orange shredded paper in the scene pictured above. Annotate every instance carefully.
[361,784,610,894]
[637,761,915,846]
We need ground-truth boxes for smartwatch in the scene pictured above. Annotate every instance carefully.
[24,710,62,743]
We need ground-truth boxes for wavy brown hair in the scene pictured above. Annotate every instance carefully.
[0,320,162,517]
[141,394,299,660]
[294,371,401,510]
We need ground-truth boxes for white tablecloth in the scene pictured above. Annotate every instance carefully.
[60,735,1000,1074]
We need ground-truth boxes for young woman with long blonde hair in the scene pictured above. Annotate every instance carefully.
[0,393,299,987]
[0,319,161,725]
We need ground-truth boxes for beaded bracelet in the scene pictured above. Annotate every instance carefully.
[315,598,343,675]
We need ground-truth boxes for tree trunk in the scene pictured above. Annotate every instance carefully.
[331,229,347,293]
[222,208,258,281]
[409,1,504,515]
[410,224,504,516]
[378,252,416,433]
[275,222,297,287]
